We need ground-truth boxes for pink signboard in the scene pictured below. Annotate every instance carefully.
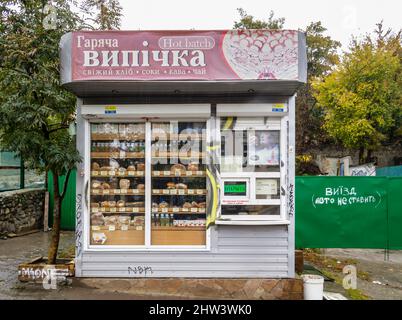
[71,30,300,81]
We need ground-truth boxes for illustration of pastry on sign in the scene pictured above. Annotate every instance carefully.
[222,30,298,80]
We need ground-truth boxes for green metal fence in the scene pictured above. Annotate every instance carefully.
[296,176,402,250]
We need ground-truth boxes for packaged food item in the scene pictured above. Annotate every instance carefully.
[117,200,125,208]
[92,180,102,189]
[92,232,107,244]
[159,201,169,208]
[166,182,176,189]
[92,162,100,170]
[101,182,111,189]
[104,216,118,226]
[119,179,130,189]
[90,212,105,226]
[136,163,145,171]
[170,163,186,173]
[187,163,199,171]
[127,165,136,171]
[127,201,145,208]
[175,183,188,189]
[182,202,192,209]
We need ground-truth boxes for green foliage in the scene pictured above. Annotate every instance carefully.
[313,25,402,161]
[295,22,341,152]
[80,0,122,30]
[0,0,82,176]
[233,8,285,30]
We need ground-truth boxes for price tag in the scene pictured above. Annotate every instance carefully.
[103,189,110,195]
[187,189,195,195]
[91,226,100,231]
[191,208,198,213]
[92,208,99,213]
[100,171,107,176]
[153,171,160,176]
[120,189,127,194]
[118,207,125,212]
[132,189,139,194]
[121,225,129,231]
[110,207,117,213]
[118,171,126,176]
[152,208,158,213]
[132,207,139,213]
[119,151,126,158]
[172,207,180,213]
[174,170,181,177]
[100,207,106,212]
[170,189,177,195]
[182,208,189,212]
[178,189,185,195]
[196,189,204,195]
[198,208,206,213]
[162,189,170,195]
[92,189,99,194]
[92,171,98,176]
[136,226,143,231]
[108,225,116,231]
[109,171,115,176]
[153,189,160,194]
[137,171,144,176]
[114,189,121,194]
[162,208,169,213]
[196,171,203,176]
[186,171,192,176]
[128,171,135,176]
[163,171,171,176]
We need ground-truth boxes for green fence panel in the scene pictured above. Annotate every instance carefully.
[376,165,402,177]
[388,177,402,250]
[48,169,76,230]
[295,177,388,249]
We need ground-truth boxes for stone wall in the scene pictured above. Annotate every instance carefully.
[0,188,45,236]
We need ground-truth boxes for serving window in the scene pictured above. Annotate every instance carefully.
[218,116,287,221]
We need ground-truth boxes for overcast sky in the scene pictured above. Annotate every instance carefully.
[119,0,401,50]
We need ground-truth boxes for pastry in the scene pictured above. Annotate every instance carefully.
[187,163,198,171]
[101,182,111,189]
[92,162,100,170]
[92,180,102,189]
[118,167,127,174]
[166,182,176,189]
[90,212,105,226]
[127,201,145,208]
[100,201,109,208]
[127,165,136,171]
[175,183,188,189]
[91,202,100,208]
[100,166,113,171]
[197,202,207,208]
[191,201,198,207]
[119,179,130,189]
[108,201,116,208]
[152,202,158,208]
[159,201,169,208]
[117,200,125,207]
[137,184,145,190]
[182,202,192,209]
[171,163,186,173]
[136,163,145,171]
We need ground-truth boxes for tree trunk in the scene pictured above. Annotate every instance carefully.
[48,173,61,264]
[358,147,365,165]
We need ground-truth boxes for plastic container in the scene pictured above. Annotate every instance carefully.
[302,274,324,300]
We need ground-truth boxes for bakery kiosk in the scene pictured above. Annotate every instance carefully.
[60,30,307,278]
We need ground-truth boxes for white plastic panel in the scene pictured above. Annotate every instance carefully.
[81,104,211,118]
[216,103,288,117]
